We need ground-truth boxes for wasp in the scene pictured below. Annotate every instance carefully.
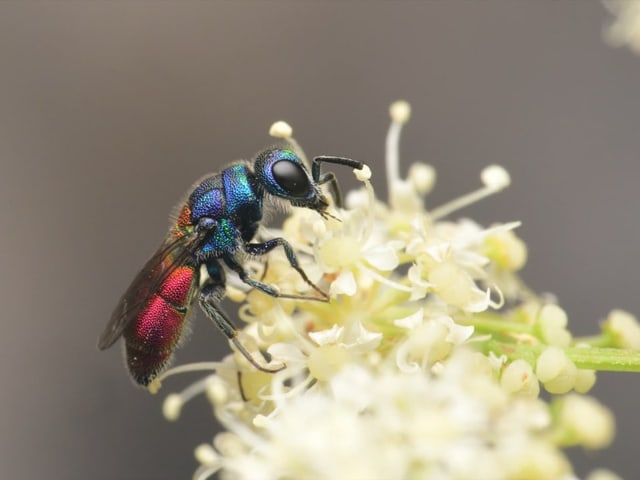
[98,146,363,386]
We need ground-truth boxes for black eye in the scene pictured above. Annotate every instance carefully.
[271,160,310,197]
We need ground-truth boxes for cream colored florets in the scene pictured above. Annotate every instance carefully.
[149,101,637,480]
[212,357,570,480]
[604,0,640,53]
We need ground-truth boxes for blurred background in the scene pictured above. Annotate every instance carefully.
[1,2,639,479]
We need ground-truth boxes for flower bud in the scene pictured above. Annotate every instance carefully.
[574,369,597,394]
[538,304,572,348]
[535,346,577,394]
[555,394,615,449]
[603,309,640,349]
[501,359,540,397]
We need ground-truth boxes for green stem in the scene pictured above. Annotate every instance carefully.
[564,347,640,372]
[572,334,614,348]
[481,340,640,372]
[461,313,533,336]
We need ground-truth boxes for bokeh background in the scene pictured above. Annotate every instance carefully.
[1,2,639,479]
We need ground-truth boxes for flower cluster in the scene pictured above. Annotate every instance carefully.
[604,0,640,53]
[153,101,640,480]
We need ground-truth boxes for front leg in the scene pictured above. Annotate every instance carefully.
[224,238,329,301]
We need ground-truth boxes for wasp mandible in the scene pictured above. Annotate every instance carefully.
[98,146,363,386]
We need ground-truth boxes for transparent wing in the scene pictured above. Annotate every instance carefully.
[97,229,206,350]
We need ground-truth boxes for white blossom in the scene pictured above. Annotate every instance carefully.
[148,102,629,480]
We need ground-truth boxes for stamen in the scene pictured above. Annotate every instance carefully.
[354,164,372,181]
[259,372,316,401]
[408,163,436,195]
[268,120,309,166]
[162,374,217,421]
[162,394,183,421]
[148,361,221,394]
[361,175,376,242]
[194,444,220,467]
[253,414,269,428]
[269,121,293,139]
[386,100,411,195]
[390,100,412,124]
[481,165,511,190]
[206,378,229,406]
[428,165,512,221]
[357,264,414,292]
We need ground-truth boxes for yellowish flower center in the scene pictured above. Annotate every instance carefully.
[428,262,475,306]
[307,344,351,381]
[319,236,362,269]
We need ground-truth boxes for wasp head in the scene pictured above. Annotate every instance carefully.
[253,148,330,215]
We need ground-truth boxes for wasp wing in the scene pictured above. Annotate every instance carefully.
[98,229,207,350]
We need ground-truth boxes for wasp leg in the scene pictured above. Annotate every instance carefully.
[199,264,284,373]
[317,171,343,208]
[243,239,329,300]
[224,243,329,301]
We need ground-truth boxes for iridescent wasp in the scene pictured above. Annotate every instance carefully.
[98,146,363,386]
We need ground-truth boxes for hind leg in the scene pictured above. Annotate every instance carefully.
[199,260,284,372]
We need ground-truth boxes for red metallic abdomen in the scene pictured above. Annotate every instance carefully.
[124,265,196,385]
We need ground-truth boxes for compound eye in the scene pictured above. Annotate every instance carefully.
[271,160,311,197]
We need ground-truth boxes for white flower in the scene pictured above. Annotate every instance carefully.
[148,101,628,480]
[604,0,640,54]
[394,310,474,372]
[267,319,382,387]
[203,352,573,480]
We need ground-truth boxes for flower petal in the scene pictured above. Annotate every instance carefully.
[309,324,344,346]
[329,270,357,296]
[363,244,399,271]
[394,310,425,330]
[434,316,475,344]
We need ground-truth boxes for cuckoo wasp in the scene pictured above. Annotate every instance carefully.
[98,146,363,386]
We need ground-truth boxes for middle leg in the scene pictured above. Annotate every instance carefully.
[226,238,329,301]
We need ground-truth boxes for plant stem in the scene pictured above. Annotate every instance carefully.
[482,340,640,372]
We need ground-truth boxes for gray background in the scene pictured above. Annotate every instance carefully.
[1,1,639,479]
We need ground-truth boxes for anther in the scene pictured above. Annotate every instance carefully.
[269,121,293,139]
[389,100,411,124]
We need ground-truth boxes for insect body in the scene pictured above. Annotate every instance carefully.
[98,147,363,386]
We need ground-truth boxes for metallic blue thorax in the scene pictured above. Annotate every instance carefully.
[188,164,263,255]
